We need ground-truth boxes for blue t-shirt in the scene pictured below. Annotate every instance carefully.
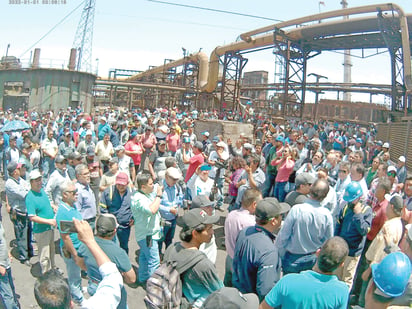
[265,270,349,309]
[56,202,83,250]
[78,237,131,309]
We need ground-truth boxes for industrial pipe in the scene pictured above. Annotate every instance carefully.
[239,3,411,92]
[95,80,189,92]
[201,33,283,92]
[127,52,209,88]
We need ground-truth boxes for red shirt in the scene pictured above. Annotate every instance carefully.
[166,133,180,153]
[125,140,143,165]
[367,199,388,241]
[184,153,204,183]
[142,133,157,149]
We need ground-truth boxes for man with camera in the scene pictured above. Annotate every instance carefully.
[234,154,266,210]
[207,141,229,211]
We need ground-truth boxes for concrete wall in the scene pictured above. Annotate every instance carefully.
[0,68,96,113]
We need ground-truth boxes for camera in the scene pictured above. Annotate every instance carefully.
[215,159,229,170]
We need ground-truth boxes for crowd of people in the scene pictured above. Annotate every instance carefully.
[0,106,411,309]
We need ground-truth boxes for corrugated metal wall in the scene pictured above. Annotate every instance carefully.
[376,121,412,171]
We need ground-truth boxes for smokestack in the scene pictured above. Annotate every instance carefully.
[341,0,352,102]
[32,48,41,69]
[68,48,77,71]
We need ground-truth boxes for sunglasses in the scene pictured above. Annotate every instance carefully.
[338,170,348,173]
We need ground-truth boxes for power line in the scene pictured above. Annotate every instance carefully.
[19,0,85,58]
[147,0,283,22]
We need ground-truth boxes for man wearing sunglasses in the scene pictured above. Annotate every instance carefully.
[55,181,85,306]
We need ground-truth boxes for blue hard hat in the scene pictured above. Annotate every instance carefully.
[343,181,363,202]
[371,252,411,297]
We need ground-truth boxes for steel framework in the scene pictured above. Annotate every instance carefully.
[377,10,408,112]
[73,0,96,73]
[220,51,248,112]
[272,28,320,118]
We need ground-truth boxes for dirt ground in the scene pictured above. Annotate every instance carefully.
[0,190,228,309]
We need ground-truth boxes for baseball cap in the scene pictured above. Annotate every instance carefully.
[243,143,253,150]
[295,172,315,187]
[130,130,138,138]
[216,141,225,148]
[166,167,182,180]
[194,141,203,150]
[115,172,128,185]
[376,140,383,146]
[255,197,290,220]
[21,143,32,150]
[183,137,191,143]
[85,129,93,136]
[158,140,166,145]
[384,194,404,213]
[86,146,95,156]
[202,287,259,309]
[145,126,153,131]
[356,138,362,143]
[115,145,125,152]
[201,131,210,137]
[275,136,284,143]
[96,214,118,235]
[212,136,219,143]
[29,169,42,181]
[382,142,390,148]
[191,195,214,209]
[55,155,66,164]
[199,164,212,171]
[7,161,22,174]
[109,157,119,164]
[297,137,305,144]
[100,116,107,122]
[68,151,82,160]
[399,156,406,163]
[387,165,397,174]
[177,208,219,228]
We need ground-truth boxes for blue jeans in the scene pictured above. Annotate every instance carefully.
[42,156,55,184]
[13,214,33,261]
[0,267,20,309]
[274,181,287,202]
[60,247,83,304]
[159,219,176,254]
[116,225,131,254]
[282,251,317,275]
[262,173,276,198]
[137,238,160,282]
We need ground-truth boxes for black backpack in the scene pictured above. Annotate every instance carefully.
[144,251,205,309]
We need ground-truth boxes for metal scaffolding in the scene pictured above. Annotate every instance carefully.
[220,51,248,112]
[378,9,408,112]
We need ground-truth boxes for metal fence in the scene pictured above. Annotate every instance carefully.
[376,121,412,172]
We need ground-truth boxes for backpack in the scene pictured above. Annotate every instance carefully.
[144,251,205,309]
